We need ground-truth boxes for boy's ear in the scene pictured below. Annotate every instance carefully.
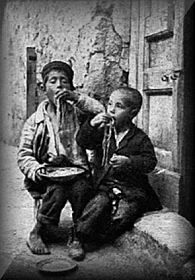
[129,108,138,119]
[37,81,45,91]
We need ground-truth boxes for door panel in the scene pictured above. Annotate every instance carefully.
[145,0,174,36]
[130,0,185,211]
[143,0,177,171]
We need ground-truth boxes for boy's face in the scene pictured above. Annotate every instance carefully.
[45,70,71,106]
[107,90,134,127]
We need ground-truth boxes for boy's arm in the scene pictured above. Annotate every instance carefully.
[17,115,45,182]
[76,118,103,150]
[75,94,105,115]
[127,135,157,174]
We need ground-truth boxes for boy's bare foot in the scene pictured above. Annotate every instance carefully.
[27,230,50,255]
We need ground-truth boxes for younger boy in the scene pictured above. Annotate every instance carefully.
[17,60,104,260]
[76,86,162,243]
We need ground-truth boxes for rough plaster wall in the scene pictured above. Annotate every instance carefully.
[0,0,130,145]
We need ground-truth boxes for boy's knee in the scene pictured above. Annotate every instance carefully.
[113,199,143,226]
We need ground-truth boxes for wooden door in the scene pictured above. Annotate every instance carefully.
[129,0,185,211]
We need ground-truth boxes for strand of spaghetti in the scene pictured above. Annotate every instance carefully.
[101,119,113,167]
[101,124,108,167]
[56,98,60,129]
[101,104,108,167]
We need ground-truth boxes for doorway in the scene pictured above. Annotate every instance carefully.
[180,2,195,226]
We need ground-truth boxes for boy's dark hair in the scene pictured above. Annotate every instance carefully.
[116,86,143,114]
[41,61,75,90]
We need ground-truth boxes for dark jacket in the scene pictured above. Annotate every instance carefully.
[76,120,162,212]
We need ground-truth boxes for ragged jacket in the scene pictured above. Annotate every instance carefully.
[76,120,162,211]
[17,95,104,182]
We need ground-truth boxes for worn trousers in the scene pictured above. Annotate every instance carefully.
[77,191,145,243]
[24,176,94,227]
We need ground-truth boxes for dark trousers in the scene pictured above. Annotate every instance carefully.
[24,176,94,227]
[77,191,146,243]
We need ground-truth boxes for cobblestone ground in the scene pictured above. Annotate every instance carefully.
[0,142,186,280]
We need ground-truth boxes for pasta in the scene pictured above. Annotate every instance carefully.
[101,118,115,167]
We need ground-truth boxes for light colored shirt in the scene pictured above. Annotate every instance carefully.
[17,94,104,182]
[114,128,130,148]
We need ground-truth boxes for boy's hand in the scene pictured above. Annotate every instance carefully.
[109,154,131,168]
[35,167,46,181]
[47,154,72,166]
[55,89,80,103]
[90,113,112,128]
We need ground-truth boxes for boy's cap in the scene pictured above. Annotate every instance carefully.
[41,60,74,88]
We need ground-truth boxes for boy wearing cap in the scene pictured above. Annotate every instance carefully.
[17,61,104,260]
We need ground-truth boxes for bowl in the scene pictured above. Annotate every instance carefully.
[41,166,86,182]
[36,257,78,274]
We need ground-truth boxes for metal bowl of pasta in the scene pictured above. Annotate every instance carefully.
[41,166,86,182]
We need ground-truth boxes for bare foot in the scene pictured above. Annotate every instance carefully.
[27,230,50,255]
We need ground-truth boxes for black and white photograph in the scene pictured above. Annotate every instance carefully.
[0,0,194,279]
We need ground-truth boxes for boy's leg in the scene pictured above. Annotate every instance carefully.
[104,198,145,241]
[28,184,67,255]
[27,221,51,255]
[37,184,68,225]
[67,176,95,260]
[76,192,112,242]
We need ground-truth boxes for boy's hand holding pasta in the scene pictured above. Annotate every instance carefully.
[55,89,80,103]
[90,112,113,128]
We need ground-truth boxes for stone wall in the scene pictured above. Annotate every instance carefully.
[0,0,131,145]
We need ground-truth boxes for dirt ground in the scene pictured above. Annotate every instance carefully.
[0,142,73,277]
[0,142,34,274]
[0,142,187,280]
